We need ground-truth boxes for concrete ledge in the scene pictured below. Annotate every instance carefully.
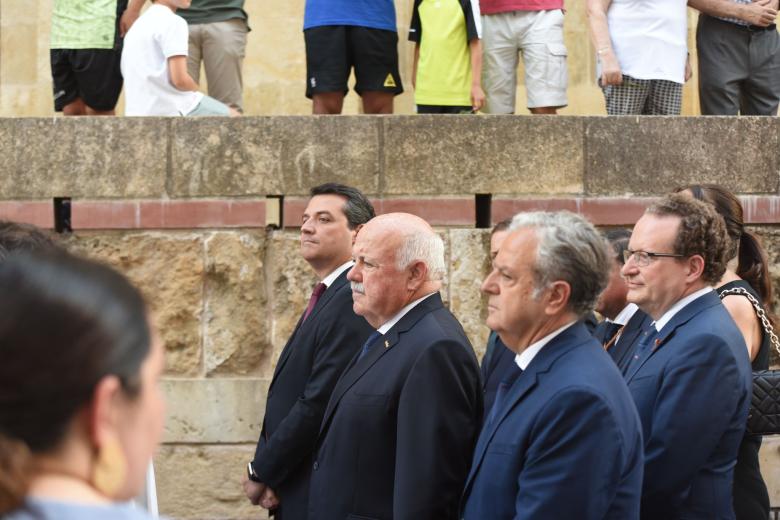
[3,116,778,201]
[584,116,779,195]
[163,378,269,443]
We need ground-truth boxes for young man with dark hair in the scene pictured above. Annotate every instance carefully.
[242,184,375,520]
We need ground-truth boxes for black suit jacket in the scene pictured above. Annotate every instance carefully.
[480,331,515,422]
[594,309,651,374]
[308,293,483,520]
[252,269,373,520]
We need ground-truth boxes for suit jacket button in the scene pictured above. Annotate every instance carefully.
[313,461,319,471]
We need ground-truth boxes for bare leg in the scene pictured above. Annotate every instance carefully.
[361,91,394,114]
[529,107,557,115]
[85,106,115,116]
[313,92,345,114]
[62,98,87,116]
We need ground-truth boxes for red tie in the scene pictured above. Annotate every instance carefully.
[302,283,327,322]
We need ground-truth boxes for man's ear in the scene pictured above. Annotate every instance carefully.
[407,260,429,291]
[544,281,571,316]
[351,224,364,246]
[685,254,705,282]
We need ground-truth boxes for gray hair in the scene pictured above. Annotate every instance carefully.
[395,230,446,281]
[510,211,610,316]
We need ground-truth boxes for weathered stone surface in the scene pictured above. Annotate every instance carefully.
[0,118,168,199]
[155,444,264,519]
[267,231,318,366]
[447,229,491,359]
[169,116,380,197]
[162,378,268,443]
[382,116,584,196]
[203,231,270,376]
[585,117,779,196]
[67,232,204,376]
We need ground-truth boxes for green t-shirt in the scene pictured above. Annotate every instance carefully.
[51,0,120,49]
[409,0,481,106]
[178,0,248,25]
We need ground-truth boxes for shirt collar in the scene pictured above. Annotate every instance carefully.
[321,260,353,288]
[611,303,639,326]
[377,292,437,335]
[514,319,578,370]
[653,286,713,332]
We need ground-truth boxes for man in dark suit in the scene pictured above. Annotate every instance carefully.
[242,183,375,519]
[462,211,644,519]
[593,228,651,373]
[621,194,752,519]
[481,218,515,419]
[308,213,483,520]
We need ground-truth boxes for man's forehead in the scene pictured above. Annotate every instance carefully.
[304,194,347,215]
[630,213,680,248]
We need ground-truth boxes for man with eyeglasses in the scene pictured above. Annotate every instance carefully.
[621,194,751,519]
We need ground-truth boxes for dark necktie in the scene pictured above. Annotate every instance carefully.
[302,282,327,323]
[626,325,659,372]
[358,330,383,361]
[602,321,624,349]
[486,364,523,426]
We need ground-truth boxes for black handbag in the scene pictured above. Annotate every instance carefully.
[719,287,780,435]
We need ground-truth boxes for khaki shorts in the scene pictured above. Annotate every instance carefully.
[482,9,568,113]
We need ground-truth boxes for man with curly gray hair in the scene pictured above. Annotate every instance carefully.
[621,193,751,519]
[462,210,644,519]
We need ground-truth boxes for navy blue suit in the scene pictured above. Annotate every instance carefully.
[462,322,644,520]
[480,331,515,421]
[308,293,483,520]
[252,270,373,520]
[593,309,651,374]
[625,291,751,519]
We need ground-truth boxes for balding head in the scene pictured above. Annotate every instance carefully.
[348,213,444,328]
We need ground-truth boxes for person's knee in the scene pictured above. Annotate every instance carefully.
[313,92,344,114]
[361,92,393,114]
[61,98,86,116]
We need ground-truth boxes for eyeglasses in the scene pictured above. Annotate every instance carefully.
[622,249,685,267]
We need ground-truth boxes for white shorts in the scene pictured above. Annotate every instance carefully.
[481,9,568,113]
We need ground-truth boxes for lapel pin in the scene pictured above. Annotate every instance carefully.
[385,340,390,349]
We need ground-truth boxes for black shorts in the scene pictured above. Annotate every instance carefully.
[50,48,124,111]
[417,105,474,114]
[304,25,403,99]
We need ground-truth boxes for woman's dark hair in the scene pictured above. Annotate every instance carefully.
[676,184,773,309]
[0,251,151,513]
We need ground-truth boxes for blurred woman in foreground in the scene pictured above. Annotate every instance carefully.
[0,251,165,519]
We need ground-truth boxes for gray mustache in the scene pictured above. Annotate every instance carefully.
[351,282,365,294]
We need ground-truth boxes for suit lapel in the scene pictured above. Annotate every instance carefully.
[611,311,648,371]
[463,324,592,493]
[625,291,721,382]
[271,272,350,388]
[318,293,444,436]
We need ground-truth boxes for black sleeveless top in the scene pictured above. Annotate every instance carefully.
[717,279,770,520]
[717,279,770,371]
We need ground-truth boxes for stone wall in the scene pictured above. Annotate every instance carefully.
[0,0,721,117]
[3,115,780,518]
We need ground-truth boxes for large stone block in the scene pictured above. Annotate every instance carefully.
[169,117,381,197]
[266,231,318,365]
[1,24,38,84]
[382,116,584,195]
[203,231,270,376]
[585,117,779,196]
[67,232,204,376]
[447,229,491,358]
[162,378,268,443]
[155,444,265,519]
[0,118,168,199]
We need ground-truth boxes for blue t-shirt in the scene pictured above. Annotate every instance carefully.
[304,0,396,31]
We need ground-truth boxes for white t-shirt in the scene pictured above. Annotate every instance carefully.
[603,0,688,84]
[121,4,203,116]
